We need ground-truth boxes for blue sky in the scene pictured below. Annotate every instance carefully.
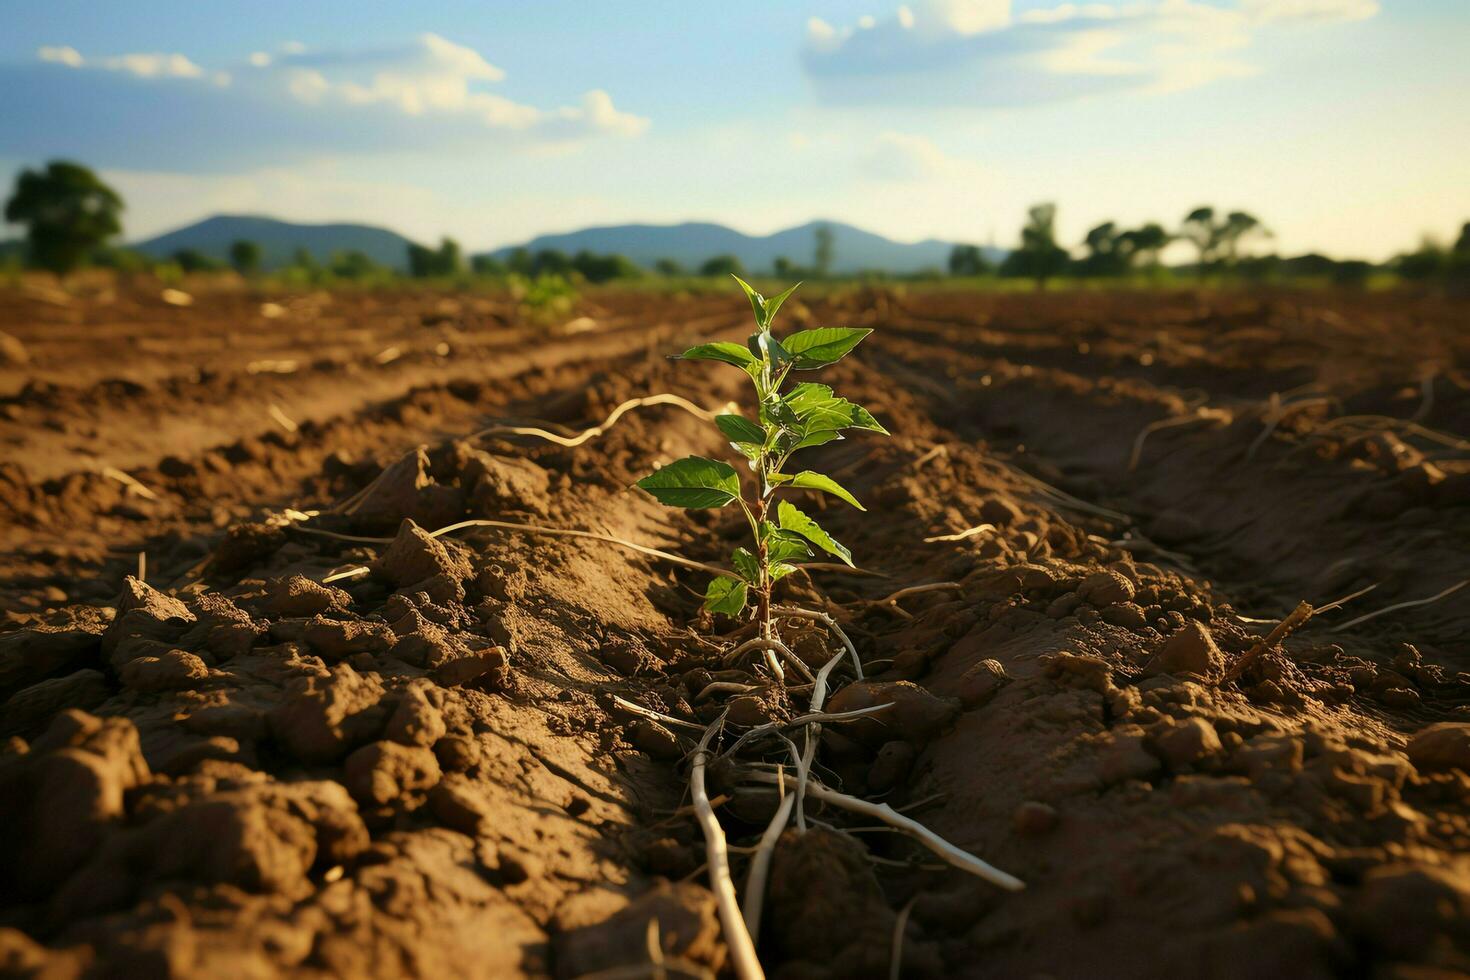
[2,0,1466,259]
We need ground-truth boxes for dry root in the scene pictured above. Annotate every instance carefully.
[1128,407,1230,471]
[626,603,1024,971]
[1329,579,1468,633]
[470,393,731,447]
[854,582,963,620]
[690,714,764,980]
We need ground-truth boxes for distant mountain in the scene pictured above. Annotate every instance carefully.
[132,215,418,271]
[128,214,1005,276]
[485,220,1005,275]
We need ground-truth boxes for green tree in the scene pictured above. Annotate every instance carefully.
[172,248,221,273]
[1394,239,1445,281]
[947,244,990,277]
[1330,260,1373,288]
[229,239,262,275]
[471,254,506,277]
[407,237,464,278]
[407,243,434,277]
[291,247,319,273]
[654,257,685,276]
[532,249,572,277]
[507,247,533,275]
[571,250,641,283]
[1000,203,1069,286]
[1181,207,1268,275]
[1118,223,1170,271]
[329,250,381,280]
[4,161,124,275]
[1220,211,1266,263]
[438,237,464,276]
[1181,206,1221,273]
[700,254,745,277]
[813,224,835,277]
[1077,222,1126,277]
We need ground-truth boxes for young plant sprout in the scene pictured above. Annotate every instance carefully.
[637,277,886,644]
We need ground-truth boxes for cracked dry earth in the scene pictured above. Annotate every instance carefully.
[2,281,1469,979]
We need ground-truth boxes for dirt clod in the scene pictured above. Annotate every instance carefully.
[1406,724,1470,774]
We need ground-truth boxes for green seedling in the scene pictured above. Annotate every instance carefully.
[637,277,886,641]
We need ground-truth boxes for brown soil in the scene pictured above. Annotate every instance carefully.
[2,279,1469,979]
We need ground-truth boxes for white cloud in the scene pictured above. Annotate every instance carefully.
[14,33,647,169]
[1240,0,1379,24]
[255,34,646,137]
[801,0,1376,105]
[37,45,208,80]
[38,45,83,68]
[98,52,206,80]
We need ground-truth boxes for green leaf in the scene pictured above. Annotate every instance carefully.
[636,456,742,508]
[777,500,853,566]
[731,440,763,463]
[751,329,791,370]
[704,576,748,616]
[848,405,888,434]
[790,429,844,452]
[716,413,766,445]
[763,282,801,326]
[787,471,865,510]
[769,561,798,582]
[782,383,889,437]
[675,342,759,370]
[732,274,767,325]
[781,327,873,369]
[732,547,760,583]
[759,394,801,430]
[767,528,812,564]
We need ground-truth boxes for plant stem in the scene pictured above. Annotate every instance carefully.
[752,493,771,641]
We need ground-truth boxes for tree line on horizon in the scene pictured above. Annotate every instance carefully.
[5,160,1469,289]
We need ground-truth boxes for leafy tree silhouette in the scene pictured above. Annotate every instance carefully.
[813,224,834,277]
[172,248,221,273]
[408,238,464,277]
[1000,203,1069,286]
[4,161,124,275]
[1078,222,1126,277]
[471,254,506,277]
[229,239,262,275]
[948,244,990,277]
[1118,223,1170,271]
[1181,207,1268,276]
[699,254,745,277]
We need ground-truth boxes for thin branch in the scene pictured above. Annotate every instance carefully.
[1222,600,1314,683]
